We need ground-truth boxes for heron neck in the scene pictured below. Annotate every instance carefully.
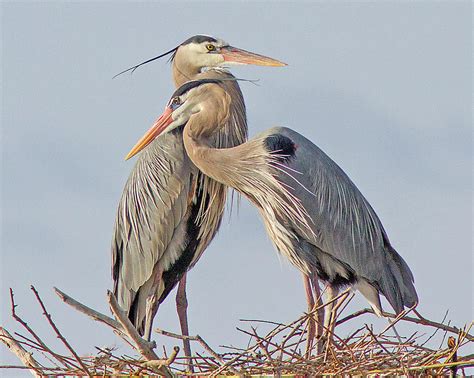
[172,52,201,86]
[182,120,263,193]
[182,121,313,249]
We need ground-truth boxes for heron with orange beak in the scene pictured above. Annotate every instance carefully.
[111,35,286,371]
[126,78,418,357]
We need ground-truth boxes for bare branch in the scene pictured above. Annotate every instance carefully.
[9,288,76,370]
[142,346,180,370]
[336,308,474,342]
[0,327,42,377]
[53,287,123,332]
[30,285,92,377]
[2,286,472,376]
[54,286,140,350]
[106,290,157,360]
[106,291,175,377]
[155,328,240,375]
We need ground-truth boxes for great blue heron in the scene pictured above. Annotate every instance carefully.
[126,78,419,354]
[111,35,285,366]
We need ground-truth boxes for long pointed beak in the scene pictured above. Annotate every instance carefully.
[125,107,174,160]
[221,46,287,67]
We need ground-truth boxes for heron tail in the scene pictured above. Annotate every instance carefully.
[380,243,418,314]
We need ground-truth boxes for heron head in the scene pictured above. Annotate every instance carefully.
[113,35,286,79]
[175,35,287,69]
[125,79,225,160]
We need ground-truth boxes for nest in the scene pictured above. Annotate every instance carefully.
[1,286,472,377]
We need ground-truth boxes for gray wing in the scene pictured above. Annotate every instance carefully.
[260,126,417,313]
[112,71,248,329]
[112,129,195,319]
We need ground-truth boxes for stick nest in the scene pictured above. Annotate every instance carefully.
[1,286,472,377]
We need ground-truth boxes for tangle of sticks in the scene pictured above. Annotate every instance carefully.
[0,286,473,377]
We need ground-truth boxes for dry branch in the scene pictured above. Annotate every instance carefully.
[1,286,473,376]
[54,287,123,332]
[0,327,42,377]
[106,290,158,361]
[155,328,239,375]
[106,290,174,377]
[30,285,92,377]
[337,307,474,342]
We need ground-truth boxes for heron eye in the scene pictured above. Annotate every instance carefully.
[206,44,216,52]
[169,97,181,109]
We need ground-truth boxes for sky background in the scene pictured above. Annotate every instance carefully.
[1,1,472,375]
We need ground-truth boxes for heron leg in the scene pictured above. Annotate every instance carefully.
[176,274,194,373]
[323,285,339,345]
[303,273,315,358]
[304,271,325,357]
[144,295,160,341]
[143,267,164,341]
[309,272,324,354]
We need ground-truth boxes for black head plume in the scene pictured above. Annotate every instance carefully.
[113,46,178,79]
[112,35,221,79]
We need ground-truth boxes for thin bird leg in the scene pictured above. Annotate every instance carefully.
[144,296,160,342]
[144,267,164,341]
[386,317,404,344]
[309,271,324,354]
[176,273,194,373]
[303,273,315,358]
[323,286,340,343]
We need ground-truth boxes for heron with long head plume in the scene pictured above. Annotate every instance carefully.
[111,35,286,370]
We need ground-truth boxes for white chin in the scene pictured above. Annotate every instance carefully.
[221,61,247,66]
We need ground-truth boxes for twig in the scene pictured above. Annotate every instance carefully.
[278,316,308,360]
[336,308,474,342]
[30,285,92,377]
[0,328,42,377]
[142,346,180,371]
[239,318,286,327]
[54,287,137,349]
[155,328,239,375]
[447,336,458,377]
[106,291,156,359]
[235,326,302,361]
[195,351,218,371]
[420,310,449,348]
[2,286,473,376]
[54,287,124,333]
[368,359,474,374]
[9,288,76,370]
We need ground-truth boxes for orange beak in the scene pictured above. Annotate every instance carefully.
[125,107,174,160]
[221,46,287,67]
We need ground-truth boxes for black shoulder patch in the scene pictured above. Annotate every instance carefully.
[264,134,297,162]
[171,78,222,98]
[181,35,218,46]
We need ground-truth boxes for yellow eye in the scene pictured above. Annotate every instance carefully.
[206,44,216,52]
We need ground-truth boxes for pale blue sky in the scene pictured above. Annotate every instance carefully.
[1,2,472,375]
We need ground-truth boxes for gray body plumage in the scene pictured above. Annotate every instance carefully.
[121,74,417,356]
[112,69,247,333]
[139,77,418,318]
[259,127,418,314]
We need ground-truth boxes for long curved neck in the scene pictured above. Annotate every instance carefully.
[182,120,314,263]
[182,115,310,228]
[182,119,260,192]
[172,50,201,86]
